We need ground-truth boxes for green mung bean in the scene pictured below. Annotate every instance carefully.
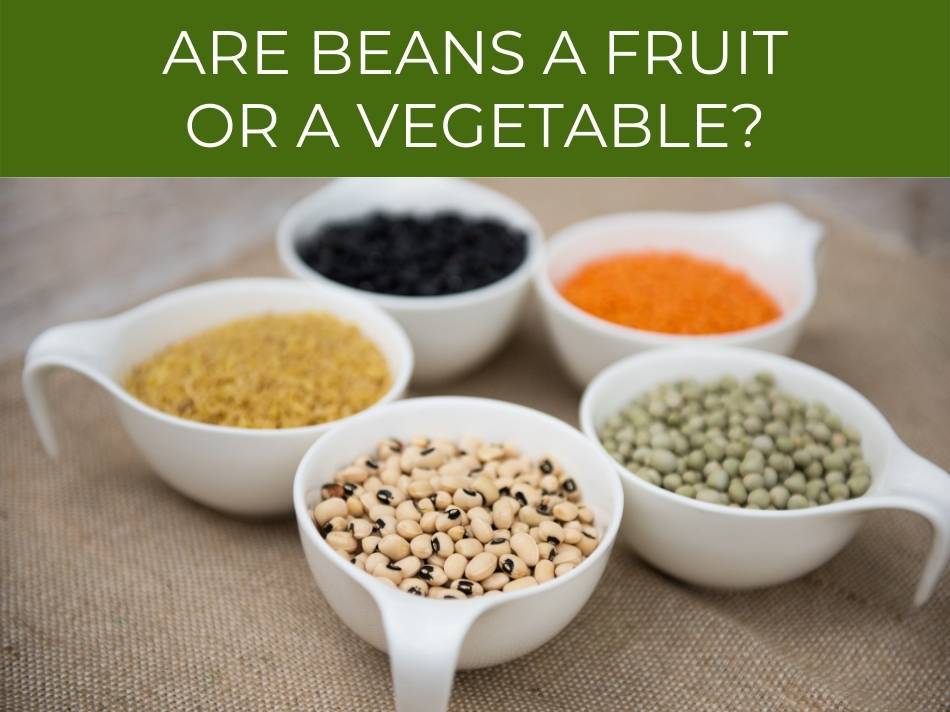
[599,372,873,510]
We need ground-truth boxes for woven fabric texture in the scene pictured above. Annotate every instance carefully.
[2,192,949,711]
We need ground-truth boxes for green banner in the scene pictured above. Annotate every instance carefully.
[1,1,948,176]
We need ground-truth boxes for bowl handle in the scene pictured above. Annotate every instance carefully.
[376,588,485,712]
[22,320,118,458]
[879,446,950,606]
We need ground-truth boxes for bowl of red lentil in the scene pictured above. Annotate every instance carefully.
[534,203,824,386]
[23,278,414,517]
[277,178,544,385]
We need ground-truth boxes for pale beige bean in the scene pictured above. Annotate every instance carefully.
[350,552,369,571]
[466,506,492,524]
[537,542,555,561]
[517,506,544,526]
[563,527,582,545]
[365,552,389,575]
[578,506,594,524]
[491,499,515,529]
[498,458,527,478]
[534,559,555,583]
[428,587,465,599]
[540,474,560,493]
[420,511,439,533]
[395,500,421,521]
[368,504,396,521]
[374,577,397,588]
[471,477,500,506]
[378,534,410,561]
[444,553,468,580]
[408,479,435,499]
[349,518,374,539]
[578,529,599,555]
[554,562,576,577]
[511,521,530,535]
[503,576,538,592]
[553,543,582,566]
[374,516,397,537]
[453,488,484,510]
[510,532,540,567]
[410,533,434,559]
[358,491,377,512]
[361,535,381,555]
[439,459,470,479]
[470,517,494,544]
[477,444,505,461]
[396,519,423,540]
[339,466,369,484]
[346,497,364,517]
[499,554,529,579]
[447,525,466,541]
[539,520,565,544]
[484,537,511,557]
[450,579,484,597]
[431,531,454,557]
[479,572,507,592]
[417,497,435,513]
[426,554,445,568]
[324,516,348,533]
[326,531,358,554]
[552,501,579,522]
[455,538,484,559]
[416,447,444,469]
[378,438,403,458]
[394,555,422,578]
[313,497,347,526]
[433,491,453,510]
[399,578,428,596]
[400,446,423,472]
[417,563,448,586]
[464,552,498,582]
[375,562,405,584]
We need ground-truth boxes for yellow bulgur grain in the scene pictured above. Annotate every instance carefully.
[124,312,391,428]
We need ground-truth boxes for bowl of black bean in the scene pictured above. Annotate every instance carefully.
[579,345,950,606]
[277,178,544,385]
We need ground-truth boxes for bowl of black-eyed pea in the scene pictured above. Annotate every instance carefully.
[580,345,950,606]
[293,396,623,712]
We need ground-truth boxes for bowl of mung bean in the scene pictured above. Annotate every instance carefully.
[293,396,623,712]
[579,345,950,606]
[277,178,544,385]
[535,203,824,386]
[23,278,413,517]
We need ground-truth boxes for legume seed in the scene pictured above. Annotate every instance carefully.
[378,534,410,561]
[503,576,538,592]
[399,578,429,596]
[444,553,468,580]
[451,579,484,597]
[482,572,510,591]
[314,497,348,526]
[431,531,454,557]
[499,554,529,579]
[455,538,484,559]
[554,563,575,577]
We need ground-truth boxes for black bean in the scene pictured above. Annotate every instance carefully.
[296,212,528,297]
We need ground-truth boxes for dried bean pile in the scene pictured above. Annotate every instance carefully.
[296,212,527,297]
[313,436,600,598]
[599,372,872,510]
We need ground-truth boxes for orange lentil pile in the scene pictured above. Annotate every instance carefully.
[560,251,781,335]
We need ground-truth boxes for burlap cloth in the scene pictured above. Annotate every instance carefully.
[2,180,949,711]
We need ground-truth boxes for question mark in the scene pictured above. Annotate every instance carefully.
[732,103,762,148]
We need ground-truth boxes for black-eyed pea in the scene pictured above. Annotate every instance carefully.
[375,487,405,507]
[395,500,421,522]
[321,482,344,500]
[408,478,435,499]
[553,543,582,566]
[503,576,538,592]
[410,533,433,559]
[499,554,529,579]
[350,552,369,571]
[347,497,364,517]
[439,459,470,480]
[466,506,492,524]
[477,443,506,462]
[365,551,389,575]
[339,465,369,484]
[396,519,423,540]
[380,461,401,486]
[444,553,468,580]
[434,491,453,510]
[538,520,565,545]
[464,552,498,581]
[420,511,439,533]
[511,483,540,508]
[359,491,377,512]
[400,445,422,471]
[313,497,347,526]
[480,461,499,479]
[324,516,348,533]
[431,531,454,558]
[554,562,576,577]
[521,471,542,488]
[552,501,579,522]
[482,572,510,591]
[511,522,530,536]
[485,537,511,557]
[472,476,500,505]
[447,525,466,542]
[375,576,398,589]
[369,504,396,521]
[563,527,582,545]
[378,534,410,560]
[537,542,555,561]
[349,518,374,540]
[539,456,561,476]
[378,438,403,459]
[517,506,543,526]
[417,497,435,513]
[429,587,465,600]
[394,555,422,578]
[455,538,484,559]
[498,457,526,478]
[540,474,560,493]
[510,532,540,567]
[417,447,444,469]
[326,531,358,554]
[376,562,405,584]
[427,554,446,568]
[460,435,482,454]
[450,578,484,597]
[417,564,448,586]
[453,488,484,510]
[374,515,397,537]
[439,474,468,493]
[470,517,494,544]
[560,477,580,500]
[578,528,599,556]
[534,559,555,583]
[361,534,381,555]
[491,499,515,529]
[578,506,594,524]
[399,578,429,596]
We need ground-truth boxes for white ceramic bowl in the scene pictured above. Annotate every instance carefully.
[277,178,544,385]
[536,203,824,387]
[579,346,950,606]
[22,278,413,517]
[293,396,623,712]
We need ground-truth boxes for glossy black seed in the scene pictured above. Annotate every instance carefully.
[501,557,515,574]
[376,489,393,504]
[447,508,462,520]
[342,483,358,497]
[419,566,434,580]
[296,212,528,297]
[456,580,474,595]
